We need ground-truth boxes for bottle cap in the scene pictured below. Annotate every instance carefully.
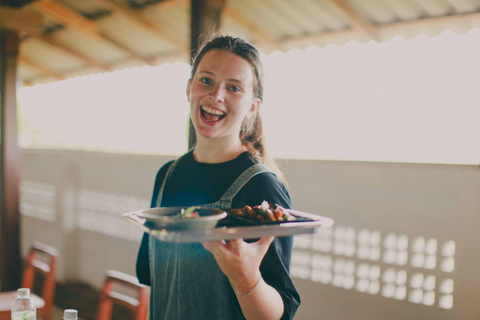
[17,288,30,296]
[64,309,78,319]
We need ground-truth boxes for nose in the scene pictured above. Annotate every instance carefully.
[209,85,225,102]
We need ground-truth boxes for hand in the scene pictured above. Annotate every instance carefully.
[202,236,274,294]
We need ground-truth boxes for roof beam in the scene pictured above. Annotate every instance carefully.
[92,0,188,52]
[37,35,110,72]
[323,0,378,40]
[0,4,43,35]
[378,11,480,35]
[223,6,280,49]
[30,0,153,65]
[18,55,62,80]
[283,10,480,50]
[31,0,100,38]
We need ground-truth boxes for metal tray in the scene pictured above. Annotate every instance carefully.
[123,208,334,243]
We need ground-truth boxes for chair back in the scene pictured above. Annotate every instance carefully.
[21,241,58,320]
[98,270,150,320]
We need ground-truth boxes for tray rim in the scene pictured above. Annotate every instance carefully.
[123,208,334,243]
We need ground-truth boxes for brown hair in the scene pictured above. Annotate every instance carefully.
[190,33,286,184]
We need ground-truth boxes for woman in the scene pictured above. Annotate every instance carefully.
[136,34,300,320]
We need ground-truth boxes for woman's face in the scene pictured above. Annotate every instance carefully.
[187,50,260,144]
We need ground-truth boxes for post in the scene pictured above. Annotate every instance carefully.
[0,28,22,291]
[188,0,226,150]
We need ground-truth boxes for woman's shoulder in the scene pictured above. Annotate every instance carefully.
[233,169,292,209]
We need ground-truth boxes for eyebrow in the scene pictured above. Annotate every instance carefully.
[198,70,245,84]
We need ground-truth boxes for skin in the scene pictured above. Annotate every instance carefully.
[187,50,285,320]
[186,49,260,164]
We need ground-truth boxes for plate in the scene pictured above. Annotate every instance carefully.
[227,212,314,225]
[124,208,334,242]
[136,207,227,230]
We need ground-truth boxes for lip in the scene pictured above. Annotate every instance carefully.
[199,105,226,125]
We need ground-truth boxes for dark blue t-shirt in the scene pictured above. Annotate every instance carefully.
[136,151,300,319]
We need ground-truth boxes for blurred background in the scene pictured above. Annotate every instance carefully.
[1,0,480,319]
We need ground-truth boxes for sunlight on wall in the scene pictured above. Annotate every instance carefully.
[292,227,456,309]
[262,28,480,164]
[18,62,191,155]
[18,28,480,164]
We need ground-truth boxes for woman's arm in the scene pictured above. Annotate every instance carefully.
[202,236,285,320]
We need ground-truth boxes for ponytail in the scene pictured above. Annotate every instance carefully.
[240,112,287,186]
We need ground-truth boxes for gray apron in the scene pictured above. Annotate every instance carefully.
[149,159,274,319]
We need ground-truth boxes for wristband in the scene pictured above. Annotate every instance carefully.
[235,276,261,297]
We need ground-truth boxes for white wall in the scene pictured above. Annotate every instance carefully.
[20,149,480,320]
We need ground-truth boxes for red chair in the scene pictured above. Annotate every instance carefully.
[0,241,58,320]
[97,270,150,320]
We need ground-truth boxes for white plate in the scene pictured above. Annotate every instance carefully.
[124,208,334,242]
[136,207,227,230]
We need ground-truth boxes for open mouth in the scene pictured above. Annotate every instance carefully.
[201,106,226,122]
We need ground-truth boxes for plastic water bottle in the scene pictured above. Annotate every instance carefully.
[63,309,78,320]
[11,288,36,320]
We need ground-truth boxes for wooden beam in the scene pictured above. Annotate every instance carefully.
[18,55,62,80]
[149,0,184,11]
[223,6,280,48]
[39,35,110,72]
[30,0,153,65]
[282,10,480,50]
[93,0,188,52]
[0,5,43,35]
[324,0,378,40]
[378,11,480,35]
[31,0,100,38]
[0,29,22,291]
[188,0,226,149]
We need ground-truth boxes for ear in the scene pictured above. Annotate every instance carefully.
[186,79,192,102]
[248,98,261,117]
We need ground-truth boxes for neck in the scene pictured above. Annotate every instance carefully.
[193,137,246,164]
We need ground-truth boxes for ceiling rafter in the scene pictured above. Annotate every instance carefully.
[223,6,280,50]
[91,0,188,52]
[0,4,43,35]
[378,11,480,34]
[29,0,154,65]
[324,0,379,41]
[148,0,185,11]
[18,56,62,80]
[31,0,100,37]
[37,35,110,72]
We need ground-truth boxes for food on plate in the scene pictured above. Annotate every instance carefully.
[179,206,200,218]
[229,201,295,222]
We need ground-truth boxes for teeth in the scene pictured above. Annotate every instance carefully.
[202,106,225,116]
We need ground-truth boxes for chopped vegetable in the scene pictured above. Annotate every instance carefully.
[180,206,200,218]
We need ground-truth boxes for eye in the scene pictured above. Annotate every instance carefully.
[200,77,212,85]
[229,86,241,93]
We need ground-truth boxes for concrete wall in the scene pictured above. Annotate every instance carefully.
[19,149,480,319]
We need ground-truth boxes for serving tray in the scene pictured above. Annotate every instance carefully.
[123,208,334,243]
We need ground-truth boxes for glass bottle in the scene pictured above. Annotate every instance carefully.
[63,309,78,320]
[11,288,36,320]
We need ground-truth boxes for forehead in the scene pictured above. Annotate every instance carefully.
[196,50,254,83]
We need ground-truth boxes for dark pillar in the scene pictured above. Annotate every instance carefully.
[0,28,22,291]
[188,0,226,149]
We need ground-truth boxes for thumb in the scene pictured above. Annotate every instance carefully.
[257,236,275,250]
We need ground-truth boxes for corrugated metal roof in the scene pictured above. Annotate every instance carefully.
[5,0,480,86]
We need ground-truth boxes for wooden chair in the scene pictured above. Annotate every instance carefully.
[0,241,58,320]
[97,270,150,320]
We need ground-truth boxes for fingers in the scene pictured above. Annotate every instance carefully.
[202,239,226,253]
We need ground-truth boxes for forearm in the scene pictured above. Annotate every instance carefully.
[232,276,285,320]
